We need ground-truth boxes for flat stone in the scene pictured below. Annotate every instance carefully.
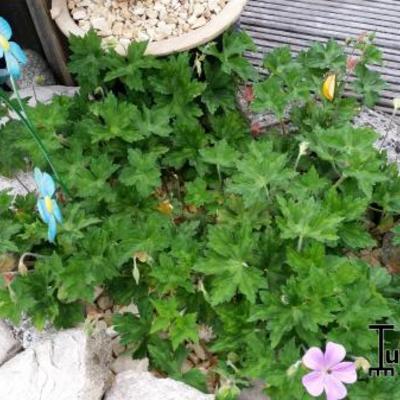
[0,321,21,366]
[105,371,214,400]
[0,328,112,400]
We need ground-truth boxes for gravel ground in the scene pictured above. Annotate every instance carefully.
[354,108,400,167]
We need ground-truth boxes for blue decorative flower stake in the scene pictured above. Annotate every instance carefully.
[0,16,27,79]
[34,168,63,243]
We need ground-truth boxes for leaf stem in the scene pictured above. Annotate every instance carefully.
[333,175,346,190]
[297,235,304,252]
[294,153,302,171]
[264,184,269,198]
[216,164,222,188]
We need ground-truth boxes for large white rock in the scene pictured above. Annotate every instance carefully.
[105,371,215,400]
[0,321,21,366]
[0,328,112,400]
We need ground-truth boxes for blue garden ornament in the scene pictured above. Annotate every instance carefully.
[34,168,63,242]
[0,17,27,79]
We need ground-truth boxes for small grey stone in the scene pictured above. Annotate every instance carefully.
[97,294,113,310]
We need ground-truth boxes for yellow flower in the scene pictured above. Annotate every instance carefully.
[322,74,336,101]
[393,98,400,111]
[156,200,173,215]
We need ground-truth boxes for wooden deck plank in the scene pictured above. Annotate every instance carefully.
[26,0,73,85]
[240,0,400,113]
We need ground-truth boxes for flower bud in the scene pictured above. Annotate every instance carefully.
[286,360,302,377]
[354,357,371,373]
[346,56,359,72]
[322,74,336,101]
[299,141,309,157]
[216,383,241,400]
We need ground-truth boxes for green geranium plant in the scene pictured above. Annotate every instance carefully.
[0,25,399,400]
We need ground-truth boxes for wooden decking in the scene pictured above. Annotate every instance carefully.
[240,0,400,114]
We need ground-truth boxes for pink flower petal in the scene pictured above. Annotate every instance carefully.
[302,371,325,397]
[331,362,357,384]
[303,347,325,370]
[324,374,347,400]
[324,342,346,368]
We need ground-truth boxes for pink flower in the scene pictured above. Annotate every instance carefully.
[302,342,357,400]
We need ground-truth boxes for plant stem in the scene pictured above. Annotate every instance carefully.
[341,43,357,96]
[6,78,70,196]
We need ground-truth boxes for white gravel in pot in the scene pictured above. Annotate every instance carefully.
[67,0,230,52]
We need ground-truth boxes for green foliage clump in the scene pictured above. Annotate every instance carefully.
[1,30,400,398]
